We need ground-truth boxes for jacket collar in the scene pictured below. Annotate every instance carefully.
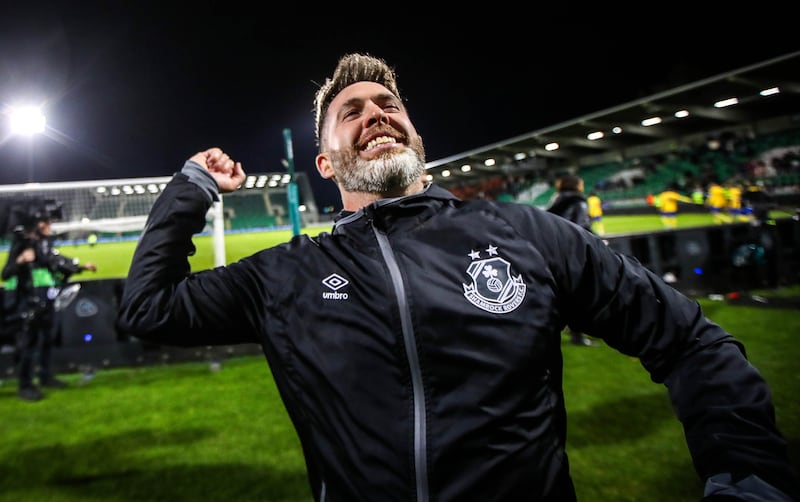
[332,183,458,231]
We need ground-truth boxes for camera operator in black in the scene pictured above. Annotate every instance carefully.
[2,210,97,401]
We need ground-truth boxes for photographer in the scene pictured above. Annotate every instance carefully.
[1,201,97,401]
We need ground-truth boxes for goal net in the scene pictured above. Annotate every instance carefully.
[0,171,320,266]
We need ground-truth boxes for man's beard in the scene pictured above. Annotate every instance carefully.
[329,136,426,193]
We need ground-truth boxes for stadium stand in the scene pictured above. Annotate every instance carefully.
[423,51,800,212]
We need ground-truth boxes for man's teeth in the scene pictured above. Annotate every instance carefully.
[365,136,396,151]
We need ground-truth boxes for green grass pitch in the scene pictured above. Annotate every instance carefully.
[0,211,797,501]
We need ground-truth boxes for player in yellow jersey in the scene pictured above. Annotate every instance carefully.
[586,191,605,236]
[725,181,749,222]
[706,179,733,224]
[658,183,694,228]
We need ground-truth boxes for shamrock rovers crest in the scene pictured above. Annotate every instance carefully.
[462,245,526,314]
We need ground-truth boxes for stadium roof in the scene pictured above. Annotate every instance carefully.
[424,50,800,188]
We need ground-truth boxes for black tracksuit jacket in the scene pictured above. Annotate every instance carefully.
[546,191,592,233]
[117,170,797,501]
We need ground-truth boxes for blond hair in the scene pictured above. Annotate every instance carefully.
[314,53,402,150]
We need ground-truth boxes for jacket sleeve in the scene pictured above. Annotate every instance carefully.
[41,239,86,282]
[116,170,261,347]
[531,208,798,500]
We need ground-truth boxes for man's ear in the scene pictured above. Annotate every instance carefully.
[315,153,335,180]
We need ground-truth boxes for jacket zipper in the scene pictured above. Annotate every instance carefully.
[373,225,429,502]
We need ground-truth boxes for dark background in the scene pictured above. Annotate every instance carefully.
[2,5,798,210]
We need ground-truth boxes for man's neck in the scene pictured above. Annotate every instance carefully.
[340,180,426,212]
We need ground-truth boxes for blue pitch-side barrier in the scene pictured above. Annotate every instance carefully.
[1,218,798,377]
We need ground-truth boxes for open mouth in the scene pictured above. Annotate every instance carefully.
[363,135,399,152]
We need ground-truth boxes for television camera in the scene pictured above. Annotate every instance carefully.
[0,197,64,237]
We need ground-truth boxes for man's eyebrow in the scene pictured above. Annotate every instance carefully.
[373,92,399,102]
[338,96,365,111]
[339,92,399,110]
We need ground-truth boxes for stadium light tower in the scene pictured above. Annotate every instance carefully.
[8,105,47,182]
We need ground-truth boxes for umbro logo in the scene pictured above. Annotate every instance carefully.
[322,273,349,300]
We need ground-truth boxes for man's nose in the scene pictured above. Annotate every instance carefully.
[364,105,388,127]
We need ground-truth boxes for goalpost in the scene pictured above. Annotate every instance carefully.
[0,176,227,266]
[0,171,320,267]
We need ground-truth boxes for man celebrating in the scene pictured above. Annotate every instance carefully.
[118,54,798,501]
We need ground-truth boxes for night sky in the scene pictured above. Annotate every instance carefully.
[2,6,798,210]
